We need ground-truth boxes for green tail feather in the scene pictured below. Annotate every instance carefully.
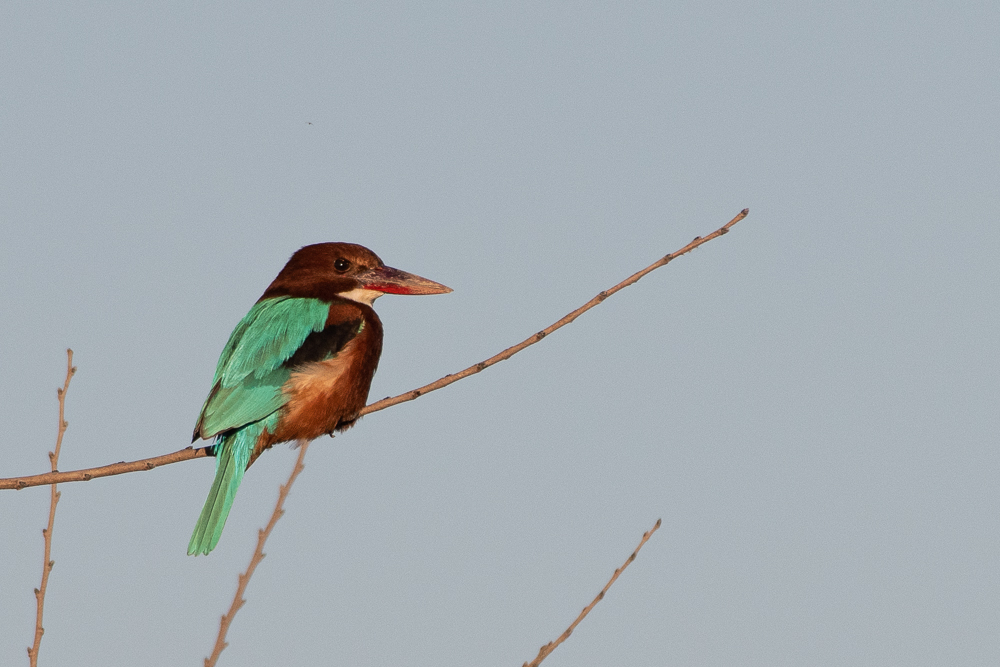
[187,425,259,556]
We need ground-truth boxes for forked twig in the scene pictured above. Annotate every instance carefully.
[27,349,77,667]
[523,518,662,667]
[1,208,749,491]
[204,441,311,667]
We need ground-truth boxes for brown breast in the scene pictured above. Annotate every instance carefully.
[250,303,384,464]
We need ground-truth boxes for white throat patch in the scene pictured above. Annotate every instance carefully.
[339,288,384,306]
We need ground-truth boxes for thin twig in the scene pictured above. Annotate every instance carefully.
[203,440,310,667]
[522,518,662,667]
[27,349,77,667]
[1,447,208,490]
[0,208,749,492]
[361,208,749,417]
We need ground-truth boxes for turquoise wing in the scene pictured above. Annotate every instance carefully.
[193,296,330,439]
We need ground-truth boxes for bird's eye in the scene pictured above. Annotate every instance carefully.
[334,258,351,272]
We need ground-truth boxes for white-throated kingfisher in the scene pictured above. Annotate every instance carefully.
[188,243,451,555]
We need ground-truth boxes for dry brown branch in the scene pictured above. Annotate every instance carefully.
[27,349,77,667]
[204,440,310,667]
[522,518,662,667]
[1,447,209,490]
[361,208,749,417]
[0,208,749,492]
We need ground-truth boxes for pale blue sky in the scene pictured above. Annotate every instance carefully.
[2,2,998,665]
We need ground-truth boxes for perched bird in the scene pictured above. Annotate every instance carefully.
[188,243,451,555]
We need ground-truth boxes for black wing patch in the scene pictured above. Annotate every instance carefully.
[283,318,362,369]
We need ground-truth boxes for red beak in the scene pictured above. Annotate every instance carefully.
[359,265,453,295]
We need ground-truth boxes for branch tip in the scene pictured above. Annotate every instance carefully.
[29,348,77,667]
[522,519,662,667]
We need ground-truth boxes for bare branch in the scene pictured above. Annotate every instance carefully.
[2,447,209,490]
[27,349,77,667]
[522,518,662,667]
[362,208,749,417]
[203,441,310,667]
[0,208,749,491]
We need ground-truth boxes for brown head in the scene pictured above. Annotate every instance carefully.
[259,242,452,304]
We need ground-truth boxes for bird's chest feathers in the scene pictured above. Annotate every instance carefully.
[277,331,373,439]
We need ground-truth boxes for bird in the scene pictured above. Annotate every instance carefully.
[188,242,451,555]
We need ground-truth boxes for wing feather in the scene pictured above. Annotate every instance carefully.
[194,297,330,439]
